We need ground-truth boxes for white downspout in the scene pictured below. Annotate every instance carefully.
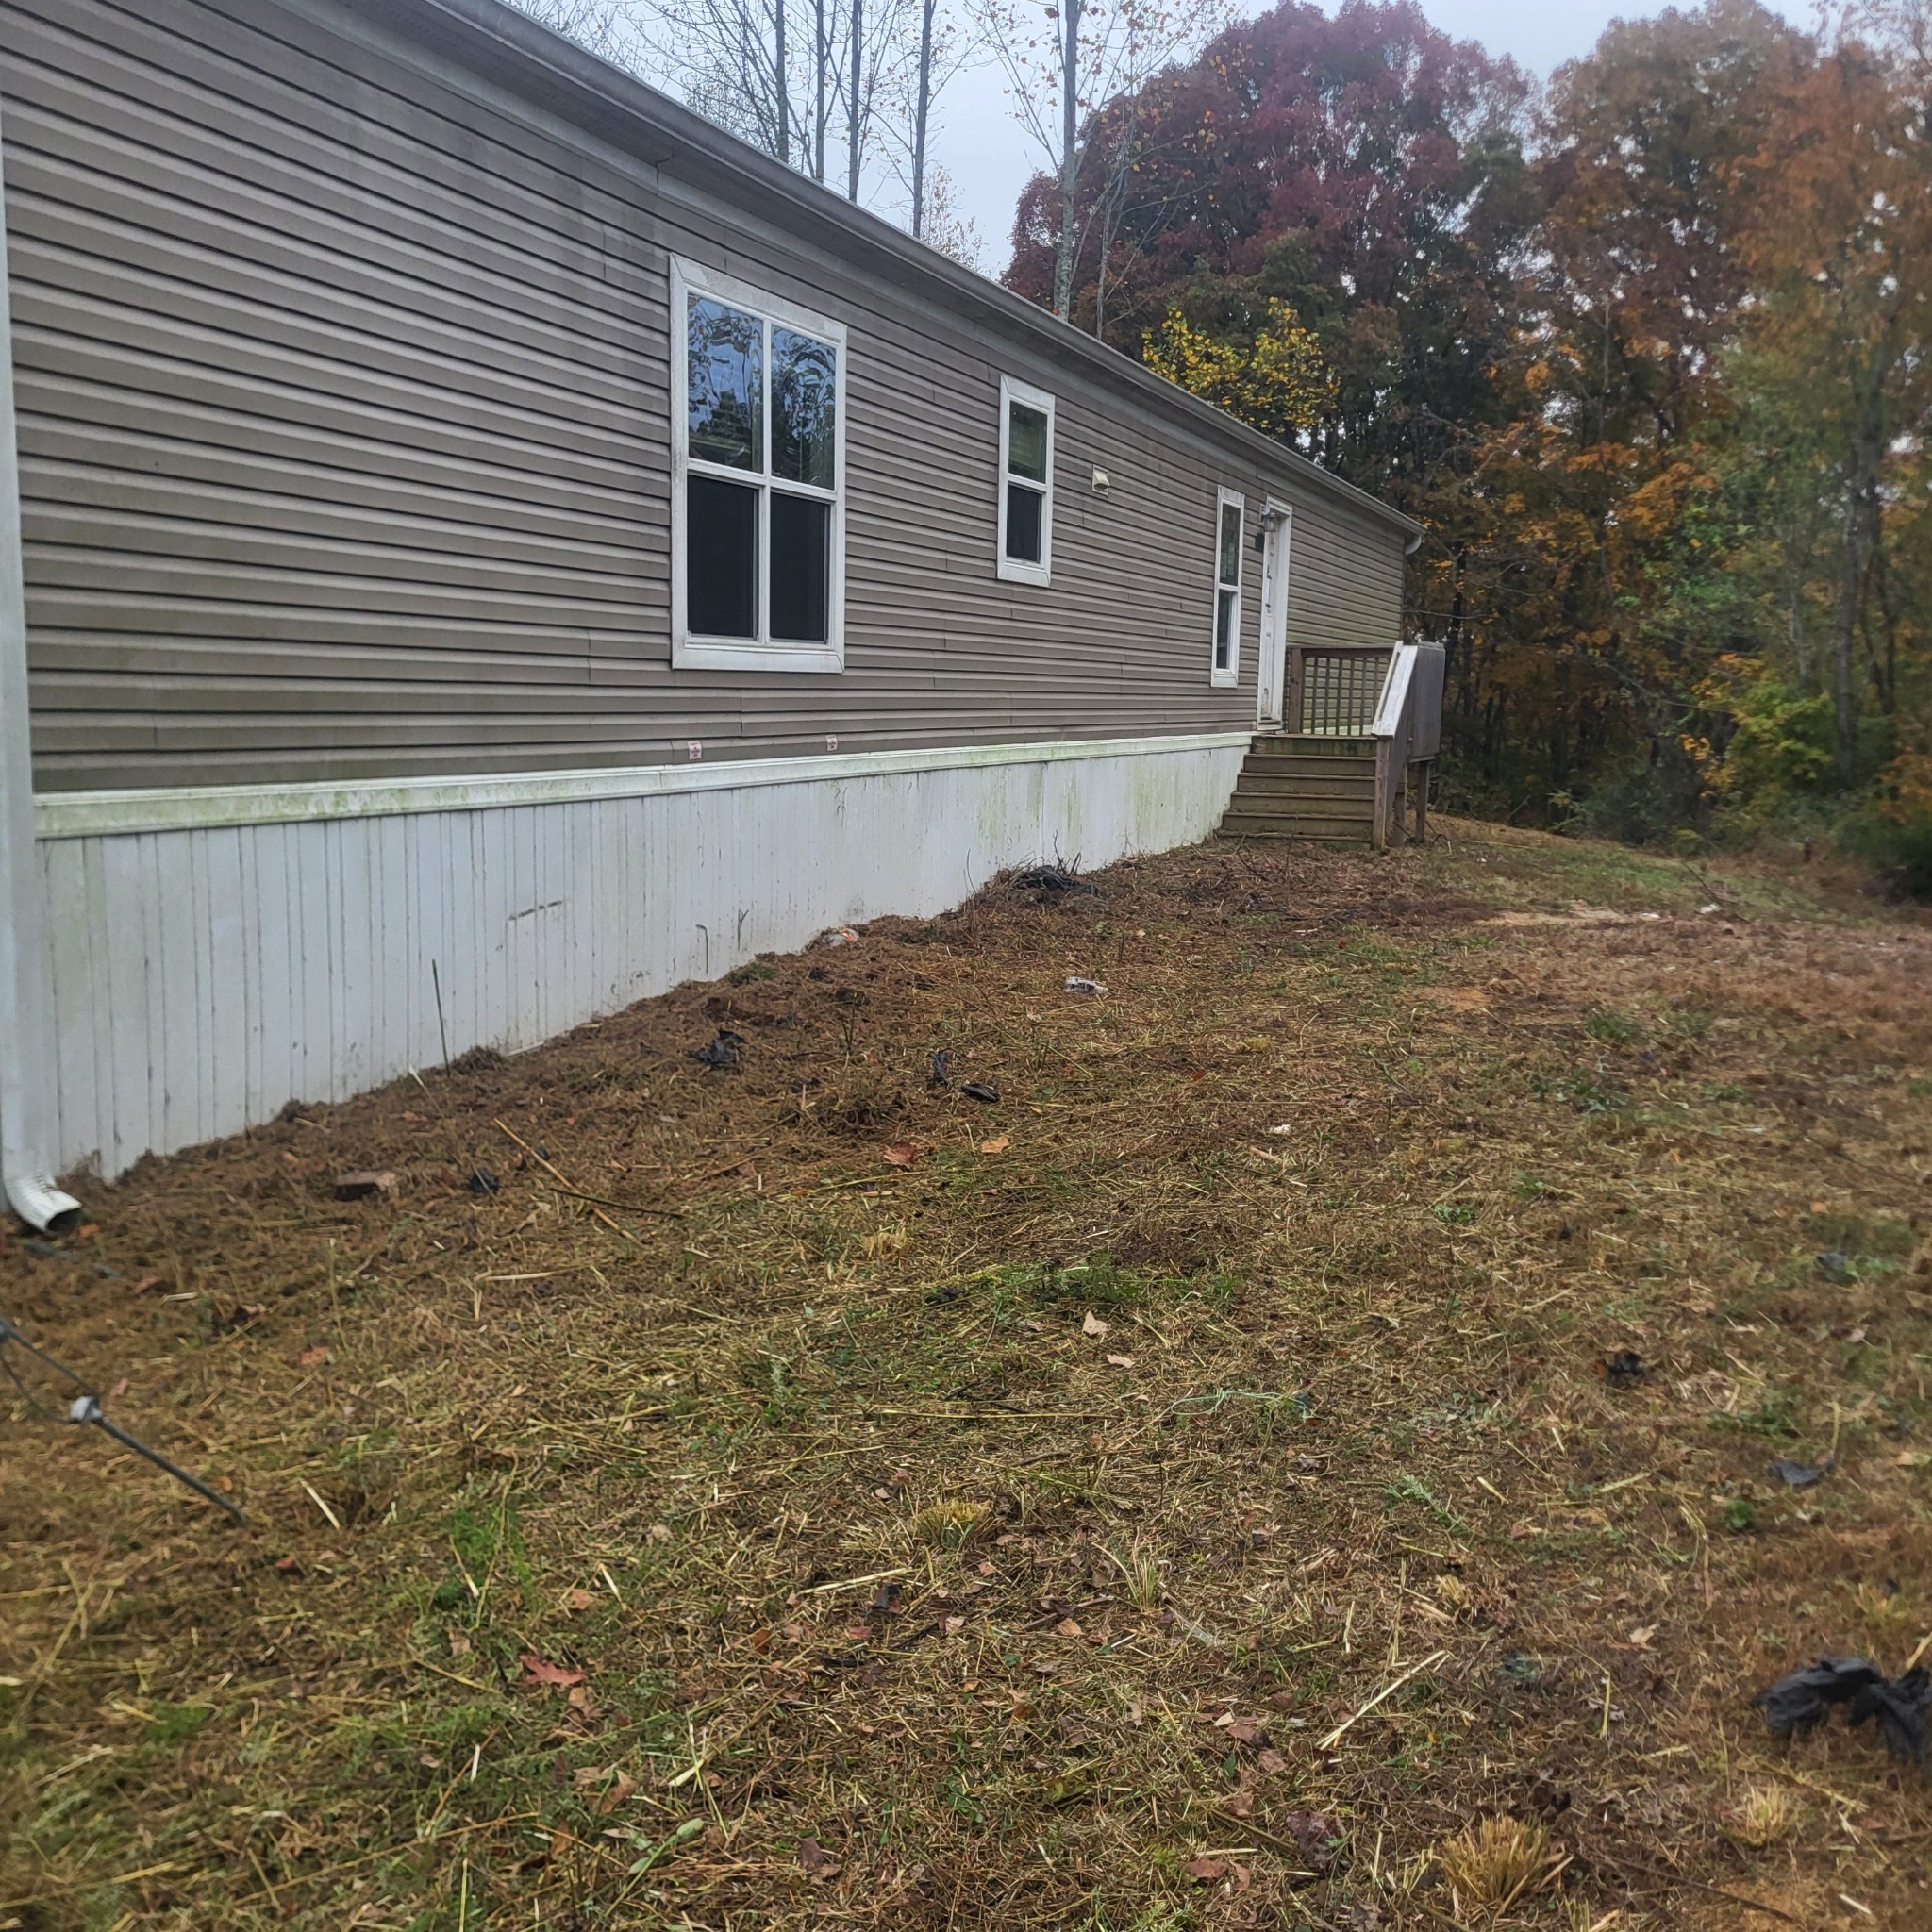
[0,102,79,1233]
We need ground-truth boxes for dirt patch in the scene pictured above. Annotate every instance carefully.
[2,830,1930,1930]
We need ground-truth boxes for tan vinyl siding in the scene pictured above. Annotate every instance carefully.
[2,0,1407,791]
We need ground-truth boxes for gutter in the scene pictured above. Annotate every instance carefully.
[332,0,1424,548]
[0,103,79,1233]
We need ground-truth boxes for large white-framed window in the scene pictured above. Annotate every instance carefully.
[671,258,846,673]
[1210,488,1244,687]
[996,375,1055,586]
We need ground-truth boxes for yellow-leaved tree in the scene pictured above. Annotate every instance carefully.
[1141,299,1336,441]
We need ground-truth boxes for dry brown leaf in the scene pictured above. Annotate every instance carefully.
[1054,1617,1084,1639]
[1105,1352,1136,1369]
[977,1135,1010,1154]
[561,1587,598,1613]
[881,1142,924,1168]
[520,1653,587,1689]
[1081,1310,1109,1339]
[591,1769,634,1814]
[297,1344,334,1369]
[1183,1857,1228,1883]
[798,1837,840,1877]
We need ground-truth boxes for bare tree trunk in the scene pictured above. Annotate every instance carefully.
[813,0,826,179]
[1051,0,1082,319]
[910,0,935,239]
[1831,500,1863,787]
[774,0,790,164]
[1786,571,1808,693]
[847,0,862,200]
[1832,338,1897,787]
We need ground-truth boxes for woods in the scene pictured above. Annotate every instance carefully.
[1004,0,1932,879]
[508,0,1930,879]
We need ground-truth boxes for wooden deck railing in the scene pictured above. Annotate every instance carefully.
[1281,642,1446,849]
[1285,644,1391,738]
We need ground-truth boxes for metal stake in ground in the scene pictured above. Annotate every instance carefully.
[0,1312,248,1525]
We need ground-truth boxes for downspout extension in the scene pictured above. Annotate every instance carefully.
[0,103,78,1234]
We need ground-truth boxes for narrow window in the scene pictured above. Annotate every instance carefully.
[996,375,1055,586]
[1211,489,1244,687]
[672,260,846,672]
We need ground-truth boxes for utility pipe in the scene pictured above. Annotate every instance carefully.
[0,103,79,1233]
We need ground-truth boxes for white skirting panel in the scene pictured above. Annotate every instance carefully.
[34,735,1248,1178]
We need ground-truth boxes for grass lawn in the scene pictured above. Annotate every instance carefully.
[2,822,1929,1930]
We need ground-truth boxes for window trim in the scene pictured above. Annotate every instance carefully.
[995,375,1055,587]
[670,257,848,674]
[1210,488,1244,689]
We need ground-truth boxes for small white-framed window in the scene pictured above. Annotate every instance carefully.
[1210,489,1244,687]
[996,375,1055,586]
[671,258,847,673]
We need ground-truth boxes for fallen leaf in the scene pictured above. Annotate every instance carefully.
[334,1170,398,1201]
[1054,1618,1084,1639]
[1105,1352,1136,1370]
[126,1274,164,1294]
[561,1587,599,1612]
[108,1376,129,1398]
[943,1615,966,1635]
[520,1654,588,1689]
[881,1143,924,1169]
[1224,1718,1267,1747]
[1257,1747,1289,1775]
[977,1136,1010,1154]
[567,1683,600,1721]
[297,1344,334,1369]
[1183,1857,1229,1884]
[1280,1811,1341,1873]
[798,1837,839,1876]
[1627,1624,1657,1649]
[646,1523,673,1543]
[1081,1310,1109,1339]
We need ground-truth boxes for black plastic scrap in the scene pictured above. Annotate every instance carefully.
[959,1082,1001,1104]
[1757,1657,1931,1768]
[1597,1349,1650,1386]
[690,1028,745,1070]
[1015,866,1101,898]
[927,1049,951,1089]
[1769,1453,1837,1488]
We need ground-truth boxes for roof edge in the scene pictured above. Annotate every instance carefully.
[327,0,1423,541]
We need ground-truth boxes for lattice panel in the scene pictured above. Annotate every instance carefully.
[1298,653,1385,735]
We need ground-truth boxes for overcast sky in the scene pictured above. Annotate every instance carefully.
[926,0,1720,271]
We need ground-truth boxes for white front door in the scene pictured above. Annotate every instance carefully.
[1255,505,1292,727]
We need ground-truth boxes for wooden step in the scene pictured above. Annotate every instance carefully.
[1239,756,1376,780]
[1219,821,1373,844]
[1220,808,1375,841]
[1248,734,1376,758]
[1233,772,1376,803]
